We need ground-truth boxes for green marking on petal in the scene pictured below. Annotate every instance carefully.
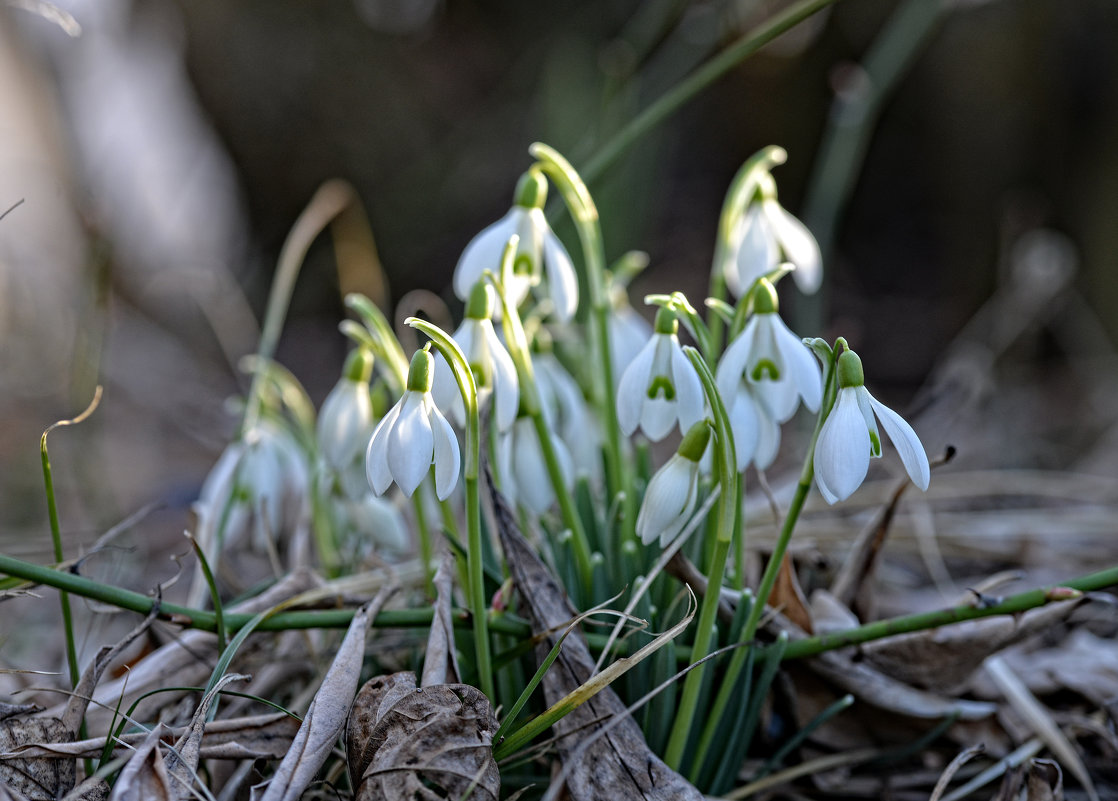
[869,429,882,457]
[513,253,534,276]
[470,360,491,389]
[750,359,780,382]
[648,376,676,400]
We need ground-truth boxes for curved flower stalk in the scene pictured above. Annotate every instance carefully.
[497,414,575,515]
[716,278,822,425]
[366,348,461,501]
[432,282,519,432]
[453,169,578,322]
[616,306,705,441]
[636,421,711,547]
[814,349,930,504]
[715,148,821,298]
[316,347,376,473]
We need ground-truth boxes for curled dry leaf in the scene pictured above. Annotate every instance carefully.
[165,673,248,800]
[420,551,460,688]
[254,584,395,801]
[488,476,703,801]
[346,671,500,801]
[108,725,174,801]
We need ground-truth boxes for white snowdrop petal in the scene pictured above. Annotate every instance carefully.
[429,400,462,501]
[365,403,400,496]
[542,231,578,322]
[774,319,823,412]
[485,325,521,432]
[616,336,658,435]
[727,205,778,298]
[512,420,556,514]
[636,456,695,545]
[813,389,871,504]
[727,386,761,472]
[608,305,651,375]
[661,484,699,548]
[669,340,706,432]
[869,394,931,491]
[753,402,782,471]
[453,211,518,302]
[768,202,822,294]
[854,386,881,458]
[715,325,755,409]
[387,392,433,497]
[430,353,464,426]
[640,397,677,442]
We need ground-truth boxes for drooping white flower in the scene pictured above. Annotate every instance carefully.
[534,351,601,481]
[723,172,821,297]
[497,415,574,515]
[616,306,705,441]
[316,348,376,472]
[366,348,461,500]
[453,170,578,322]
[716,278,821,424]
[636,421,711,547]
[813,349,930,504]
[723,379,781,472]
[432,283,519,432]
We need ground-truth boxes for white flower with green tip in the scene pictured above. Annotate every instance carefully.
[636,421,711,547]
[616,306,705,441]
[716,278,821,424]
[432,282,519,432]
[453,170,578,322]
[316,348,376,472]
[366,348,461,501]
[813,349,930,504]
[723,172,821,297]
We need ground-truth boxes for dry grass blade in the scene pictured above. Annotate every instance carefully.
[929,744,985,801]
[984,655,1098,801]
[490,479,703,800]
[253,584,395,801]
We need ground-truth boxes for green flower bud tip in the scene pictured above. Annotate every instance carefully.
[465,281,494,320]
[653,305,678,335]
[751,277,779,315]
[677,419,712,463]
[343,347,374,383]
[513,169,548,210]
[406,348,434,393]
[836,349,865,389]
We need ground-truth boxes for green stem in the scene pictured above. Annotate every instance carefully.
[242,183,354,436]
[664,347,739,770]
[406,318,494,701]
[529,145,627,512]
[41,440,79,690]
[580,0,846,185]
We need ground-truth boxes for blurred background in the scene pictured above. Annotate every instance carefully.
[2,0,1118,610]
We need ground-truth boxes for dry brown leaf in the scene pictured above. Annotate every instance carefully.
[108,725,173,801]
[59,776,109,801]
[770,552,812,633]
[347,672,499,801]
[421,551,459,688]
[490,477,703,801]
[861,598,1088,694]
[253,584,395,801]
[0,719,74,800]
[0,783,32,800]
[166,673,248,800]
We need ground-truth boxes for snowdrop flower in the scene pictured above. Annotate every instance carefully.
[636,421,711,547]
[453,169,578,322]
[723,172,821,298]
[366,348,461,500]
[608,287,653,389]
[316,348,376,472]
[813,349,930,504]
[534,351,601,481]
[616,306,705,441]
[716,278,822,424]
[723,380,781,472]
[432,282,519,432]
[497,414,574,515]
